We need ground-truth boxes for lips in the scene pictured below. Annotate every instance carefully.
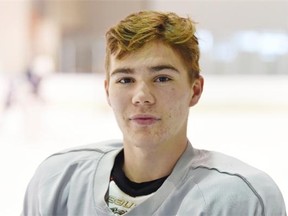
[129,114,160,126]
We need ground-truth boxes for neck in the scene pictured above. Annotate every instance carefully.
[122,137,188,183]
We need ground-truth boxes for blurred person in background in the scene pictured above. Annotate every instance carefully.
[22,11,286,215]
[25,65,42,98]
[25,55,54,100]
[3,55,53,110]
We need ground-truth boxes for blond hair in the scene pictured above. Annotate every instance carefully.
[105,11,200,82]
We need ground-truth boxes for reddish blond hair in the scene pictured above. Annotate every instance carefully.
[105,11,200,82]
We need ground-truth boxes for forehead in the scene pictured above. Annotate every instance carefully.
[108,41,187,75]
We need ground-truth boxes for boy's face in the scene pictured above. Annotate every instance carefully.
[105,41,203,149]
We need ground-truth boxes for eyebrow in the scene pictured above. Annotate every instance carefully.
[110,68,134,77]
[111,64,180,77]
[149,64,180,73]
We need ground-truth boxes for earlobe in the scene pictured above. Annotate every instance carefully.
[189,76,204,107]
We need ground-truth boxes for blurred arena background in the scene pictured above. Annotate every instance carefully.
[0,0,287,214]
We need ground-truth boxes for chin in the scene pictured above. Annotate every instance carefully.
[125,134,168,148]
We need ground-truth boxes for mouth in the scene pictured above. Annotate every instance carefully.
[129,114,160,126]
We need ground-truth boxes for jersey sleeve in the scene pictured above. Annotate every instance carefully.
[21,164,43,216]
[21,152,74,216]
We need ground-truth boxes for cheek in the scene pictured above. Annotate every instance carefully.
[164,92,191,119]
[108,90,129,113]
[108,91,120,108]
[164,87,191,108]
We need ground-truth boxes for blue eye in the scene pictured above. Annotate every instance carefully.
[155,76,171,82]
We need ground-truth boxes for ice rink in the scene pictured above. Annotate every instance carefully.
[0,73,287,215]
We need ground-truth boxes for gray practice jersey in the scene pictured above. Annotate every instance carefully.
[22,141,286,216]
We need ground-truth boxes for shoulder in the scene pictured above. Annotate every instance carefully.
[35,140,123,181]
[185,148,286,215]
[47,140,123,161]
[22,140,123,215]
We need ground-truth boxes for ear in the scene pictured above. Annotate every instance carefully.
[104,79,111,106]
[189,75,204,107]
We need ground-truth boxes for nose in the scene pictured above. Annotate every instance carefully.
[132,82,155,105]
